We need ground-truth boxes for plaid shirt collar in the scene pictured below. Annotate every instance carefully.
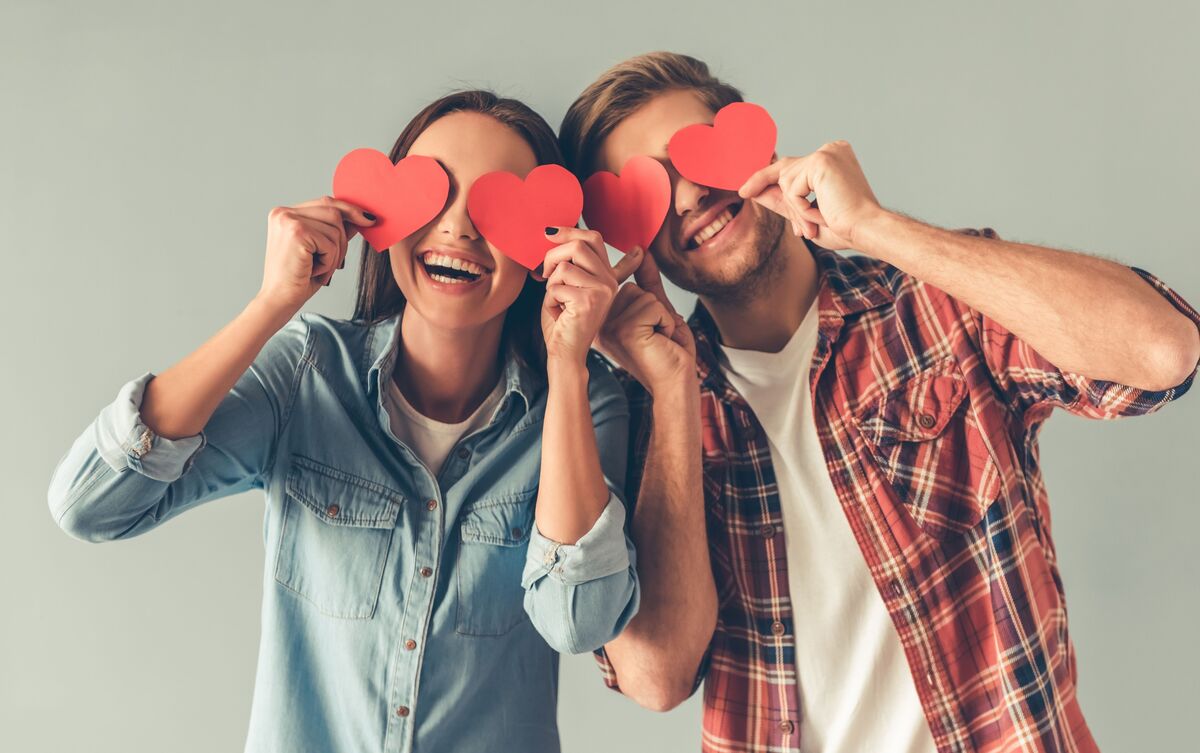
[690,241,895,395]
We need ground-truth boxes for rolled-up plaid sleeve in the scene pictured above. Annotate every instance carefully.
[965,266,1199,425]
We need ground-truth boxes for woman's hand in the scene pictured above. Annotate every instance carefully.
[538,227,641,369]
[256,196,376,317]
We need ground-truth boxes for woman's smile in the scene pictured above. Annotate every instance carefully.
[415,247,493,294]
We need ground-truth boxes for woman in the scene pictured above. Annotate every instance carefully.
[47,90,642,752]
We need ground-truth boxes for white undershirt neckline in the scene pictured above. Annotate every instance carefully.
[385,374,505,477]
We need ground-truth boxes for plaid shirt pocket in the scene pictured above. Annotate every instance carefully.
[854,358,1003,539]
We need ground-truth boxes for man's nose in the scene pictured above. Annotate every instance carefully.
[674,176,709,216]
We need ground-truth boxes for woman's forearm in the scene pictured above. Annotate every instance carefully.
[535,359,611,544]
[141,296,295,439]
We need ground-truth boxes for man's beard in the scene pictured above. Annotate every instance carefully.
[655,208,789,306]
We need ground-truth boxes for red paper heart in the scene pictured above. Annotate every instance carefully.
[667,102,777,191]
[466,164,583,270]
[332,148,449,251]
[582,156,671,254]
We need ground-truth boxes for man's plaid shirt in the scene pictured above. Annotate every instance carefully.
[597,242,1199,752]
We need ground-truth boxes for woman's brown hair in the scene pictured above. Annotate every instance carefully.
[352,89,559,373]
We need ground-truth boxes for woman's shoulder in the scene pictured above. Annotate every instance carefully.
[257,312,390,376]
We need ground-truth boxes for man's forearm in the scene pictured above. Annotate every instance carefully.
[853,210,1200,390]
[602,379,716,711]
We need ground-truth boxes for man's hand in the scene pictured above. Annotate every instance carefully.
[737,140,884,251]
[597,250,697,395]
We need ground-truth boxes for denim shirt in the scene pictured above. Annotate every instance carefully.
[46,311,641,753]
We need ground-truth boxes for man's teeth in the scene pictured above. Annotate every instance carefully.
[423,251,486,275]
[692,208,735,246]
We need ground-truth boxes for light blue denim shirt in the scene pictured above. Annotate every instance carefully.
[47,310,640,753]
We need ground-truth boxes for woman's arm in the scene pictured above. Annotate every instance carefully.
[47,197,373,540]
[520,227,643,654]
[143,198,372,438]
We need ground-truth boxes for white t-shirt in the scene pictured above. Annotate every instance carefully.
[385,374,505,477]
[721,299,937,753]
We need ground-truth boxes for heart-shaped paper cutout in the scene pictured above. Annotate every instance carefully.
[582,156,671,254]
[332,148,449,251]
[466,164,583,270]
[667,102,777,191]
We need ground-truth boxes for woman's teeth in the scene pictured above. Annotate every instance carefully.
[422,251,486,284]
[691,207,735,247]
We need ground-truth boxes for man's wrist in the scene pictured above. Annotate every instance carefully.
[849,207,908,261]
[649,373,700,416]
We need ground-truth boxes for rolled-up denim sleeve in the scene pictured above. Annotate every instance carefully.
[520,354,640,655]
[47,317,308,542]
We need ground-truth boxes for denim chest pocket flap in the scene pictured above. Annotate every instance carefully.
[456,493,536,636]
[854,361,1002,539]
[274,454,404,619]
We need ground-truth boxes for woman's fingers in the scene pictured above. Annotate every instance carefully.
[294,196,378,229]
[541,240,615,286]
[542,227,610,279]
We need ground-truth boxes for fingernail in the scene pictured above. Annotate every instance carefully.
[362,211,377,222]
[544,227,558,236]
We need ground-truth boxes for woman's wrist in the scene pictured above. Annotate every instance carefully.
[546,354,590,387]
[247,293,299,332]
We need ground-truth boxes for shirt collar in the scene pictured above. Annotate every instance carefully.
[364,308,538,416]
[690,241,894,391]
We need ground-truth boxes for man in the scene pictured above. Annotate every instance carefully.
[560,52,1200,753]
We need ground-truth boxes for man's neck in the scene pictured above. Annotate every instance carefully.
[393,307,505,423]
[702,234,820,353]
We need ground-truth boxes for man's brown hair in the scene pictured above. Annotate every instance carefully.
[559,51,744,178]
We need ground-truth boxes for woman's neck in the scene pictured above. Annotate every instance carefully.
[393,307,505,423]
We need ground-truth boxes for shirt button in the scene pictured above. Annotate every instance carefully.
[404,639,417,651]
[511,527,523,538]
[325,504,340,518]
[419,567,433,578]
[917,413,937,429]
[759,524,776,538]
[770,621,786,636]
[890,579,904,598]
[779,720,794,734]
[926,669,937,690]
[426,499,438,511]
[395,706,410,717]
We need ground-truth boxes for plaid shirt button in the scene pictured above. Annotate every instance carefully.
[770,621,786,636]
[917,412,937,429]
[759,524,776,538]
[779,720,795,734]
[889,579,903,598]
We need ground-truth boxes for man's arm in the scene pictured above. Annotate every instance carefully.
[739,141,1200,392]
[594,256,717,711]
[853,212,1200,391]
[601,376,715,711]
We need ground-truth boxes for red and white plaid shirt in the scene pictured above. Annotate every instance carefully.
[598,242,1199,753]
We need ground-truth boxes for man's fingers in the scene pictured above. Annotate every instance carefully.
[738,160,785,199]
[610,246,644,283]
[631,250,675,314]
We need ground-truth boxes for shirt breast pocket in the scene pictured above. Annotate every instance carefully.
[455,494,535,637]
[273,455,403,619]
[853,360,1003,540]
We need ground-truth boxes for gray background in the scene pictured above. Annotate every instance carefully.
[2,1,1197,751]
